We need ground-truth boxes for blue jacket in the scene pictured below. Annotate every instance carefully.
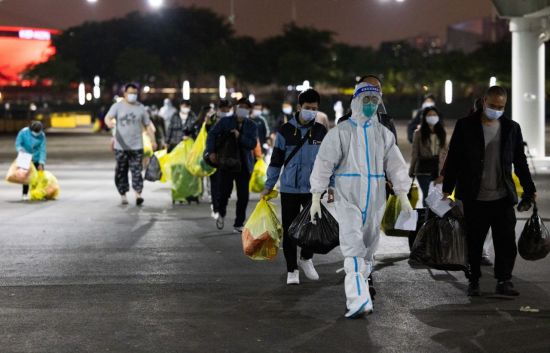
[206,115,258,174]
[15,127,47,165]
[266,116,327,194]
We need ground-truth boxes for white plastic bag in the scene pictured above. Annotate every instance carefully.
[425,182,452,217]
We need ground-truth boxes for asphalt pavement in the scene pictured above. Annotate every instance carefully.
[0,123,549,353]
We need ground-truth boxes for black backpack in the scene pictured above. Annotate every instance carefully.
[215,132,242,172]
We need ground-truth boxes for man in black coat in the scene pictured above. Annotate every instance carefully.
[442,86,536,297]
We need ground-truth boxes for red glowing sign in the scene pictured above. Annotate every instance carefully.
[0,26,59,86]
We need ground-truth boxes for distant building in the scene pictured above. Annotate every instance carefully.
[405,33,444,56]
[446,16,509,53]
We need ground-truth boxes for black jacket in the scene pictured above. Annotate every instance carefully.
[442,110,535,204]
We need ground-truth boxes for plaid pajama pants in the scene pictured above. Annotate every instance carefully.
[114,149,144,195]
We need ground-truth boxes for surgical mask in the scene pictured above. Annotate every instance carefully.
[485,107,504,120]
[262,108,269,115]
[362,102,378,118]
[219,111,232,118]
[282,106,292,115]
[31,131,40,137]
[252,109,262,118]
[126,93,138,103]
[426,115,439,126]
[300,109,317,122]
[422,101,435,109]
[236,107,250,118]
[181,107,190,114]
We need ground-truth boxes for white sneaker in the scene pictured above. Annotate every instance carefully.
[121,195,129,205]
[286,270,300,285]
[22,194,29,201]
[298,258,319,281]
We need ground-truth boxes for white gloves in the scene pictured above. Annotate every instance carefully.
[310,192,322,225]
[397,193,413,214]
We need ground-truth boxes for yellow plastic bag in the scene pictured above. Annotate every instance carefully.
[160,139,194,183]
[242,190,283,260]
[249,158,267,193]
[513,172,523,198]
[185,123,216,177]
[381,185,419,237]
[92,119,102,133]
[5,161,37,185]
[30,170,60,201]
[143,132,153,158]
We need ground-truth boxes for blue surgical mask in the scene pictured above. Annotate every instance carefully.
[426,115,439,126]
[126,93,138,103]
[219,111,232,118]
[236,107,250,118]
[300,109,317,122]
[485,107,504,120]
[362,102,378,118]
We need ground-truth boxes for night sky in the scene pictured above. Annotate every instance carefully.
[0,0,495,47]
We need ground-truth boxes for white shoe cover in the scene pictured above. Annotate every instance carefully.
[344,257,373,318]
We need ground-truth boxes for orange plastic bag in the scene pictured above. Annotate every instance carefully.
[241,191,282,260]
[5,161,37,185]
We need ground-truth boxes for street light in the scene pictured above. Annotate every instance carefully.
[489,76,497,87]
[93,75,100,99]
[445,80,453,104]
[182,80,190,100]
[148,0,164,9]
[78,82,86,106]
[248,94,255,103]
[86,0,98,3]
[219,75,227,99]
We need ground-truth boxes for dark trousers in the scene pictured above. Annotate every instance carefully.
[416,175,432,207]
[114,149,144,195]
[22,161,41,195]
[210,170,221,213]
[463,198,517,282]
[281,193,314,273]
[218,169,251,227]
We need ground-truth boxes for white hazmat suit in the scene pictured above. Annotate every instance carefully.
[159,98,177,133]
[310,82,411,318]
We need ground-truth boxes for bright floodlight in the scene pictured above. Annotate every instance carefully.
[489,76,497,87]
[248,94,255,103]
[93,86,101,99]
[93,75,100,86]
[445,80,453,104]
[182,80,190,100]
[143,85,151,93]
[219,75,227,99]
[296,80,311,92]
[148,0,164,9]
[86,0,98,3]
[78,82,86,106]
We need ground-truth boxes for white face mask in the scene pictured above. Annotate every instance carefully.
[31,131,41,137]
[422,101,435,109]
[181,107,191,114]
[426,115,439,126]
[236,107,250,119]
[219,110,233,118]
[126,93,138,103]
[282,106,292,115]
[252,109,262,118]
[485,107,504,120]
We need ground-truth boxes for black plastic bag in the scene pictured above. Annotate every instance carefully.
[144,155,162,182]
[216,132,241,172]
[410,213,468,271]
[289,202,339,254]
[518,205,550,261]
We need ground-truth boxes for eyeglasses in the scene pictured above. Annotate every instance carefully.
[362,96,381,105]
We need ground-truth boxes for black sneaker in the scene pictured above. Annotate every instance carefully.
[368,275,376,301]
[216,217,224,230]
[468,281,480,297]
[496,281,519,296]
[136,197,144,206]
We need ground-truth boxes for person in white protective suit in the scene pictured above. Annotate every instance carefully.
[159,98,178,134]
[309,82,412,318]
